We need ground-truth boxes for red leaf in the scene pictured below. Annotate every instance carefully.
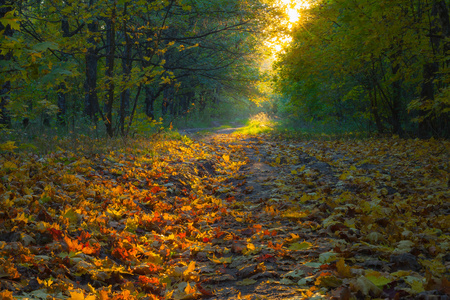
[196,283,213,296]
[150,186,162,194]
[48,228,63,240]
[256,254,276,262]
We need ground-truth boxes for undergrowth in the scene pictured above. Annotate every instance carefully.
[233,112,276,135]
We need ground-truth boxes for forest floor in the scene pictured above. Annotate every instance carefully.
[0,128,449,299]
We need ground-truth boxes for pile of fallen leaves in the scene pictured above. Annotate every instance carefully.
[0,135,242,299]
[0,132,449,299]
[231,135,450,299]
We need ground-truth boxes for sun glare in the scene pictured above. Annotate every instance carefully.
[287,9,300,24]
[260,0,311,70]
[263,0,311,57]
[280,0,310,26]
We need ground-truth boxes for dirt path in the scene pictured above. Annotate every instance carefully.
[178,125,245,136]
[1,128,447,300]
[181,129,449,300]
[184,131,343,299]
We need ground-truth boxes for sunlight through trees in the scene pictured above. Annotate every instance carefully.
[273,0,450,137]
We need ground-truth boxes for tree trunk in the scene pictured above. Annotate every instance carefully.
[419,1,450,137]
[119,3,131,135]
[57,83,67,125]
[104,2,117,137]
[0,0,13,128]
[435,1,450,137]
[162,85,173,116]
[144,86,155,119]
[369,87,384,134]
[57,18,70,126]
[169,96,175,116]
[0,82,11,128]
[84,1,100,121]
[391,63,403,135]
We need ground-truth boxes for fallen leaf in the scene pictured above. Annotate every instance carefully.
[236,278,257,286]
[288,241,312,250]
[209,255,232,264]
[350,276,382,297]
[336,258,352,278]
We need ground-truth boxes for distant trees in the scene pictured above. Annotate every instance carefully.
[1,0,272,136]
[275,0,450,137]
[0,0,14,128]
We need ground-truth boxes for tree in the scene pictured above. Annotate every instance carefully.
[2,0,276,136]
[0,0,15,128]
[275,0,450,137]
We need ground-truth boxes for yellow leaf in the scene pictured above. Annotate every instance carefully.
[291,170,298,175]
[184,282,196,294]
[164,290,174,299]
[1,11,21,31]
[409,280,425,293]
[173,281,200,300]
[339,172,348,180]
[2,161,17,170]
[183,261,195,276]
[289,233,300,241]
[247,243,256,251]
[181,205,192,211]
[365,271,392,288]
[336,258,352,278]
[288,241,312,251]
[222,154,230,162]
[68,290,85,300]
[404,276,425,293]
[0,290,14,300]
[300,194,310,203]
[2,198,13,209]
[13,213,29,224]
[160,77,171,85]
[209,255,232,264]
[87,283,96,294]
[391,270,411,277]
[111,186,124,194]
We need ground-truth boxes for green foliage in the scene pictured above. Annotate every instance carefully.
[274,0,450,137]
[2,0,275,138]
[128,113,164,137]
[234,112,275,135]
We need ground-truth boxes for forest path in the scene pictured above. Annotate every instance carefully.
[0,129,448,300]
[177,124,246,136]
[190,131,336,299]
[181,129,449,299]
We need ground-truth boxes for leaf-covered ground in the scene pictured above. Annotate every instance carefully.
[0,131,449,299]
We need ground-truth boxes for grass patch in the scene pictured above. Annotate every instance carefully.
[217,125,232,130]
[269,117,372,141]
[233,113,276,135]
